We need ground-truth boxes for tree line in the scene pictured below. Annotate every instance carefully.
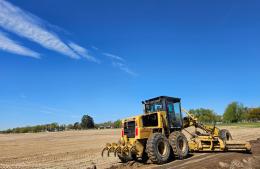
[189,102,260,123]
[1,101,259,134]
[0,114,122,134]
[0,123,65,134]
[223,102,260,123]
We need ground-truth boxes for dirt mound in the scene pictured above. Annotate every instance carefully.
[106,161,145,169]
[250,138,260,154]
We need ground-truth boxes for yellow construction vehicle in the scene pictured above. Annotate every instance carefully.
[102,96,251,164]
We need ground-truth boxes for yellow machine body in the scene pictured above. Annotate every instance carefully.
[104,111,168,158]
[182,108,251,152]
[102,96,251,164]
[188,135,225,151]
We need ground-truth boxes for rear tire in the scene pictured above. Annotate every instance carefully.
[146,133,172,164]
[219,129,232,141]
[169,131,189,160]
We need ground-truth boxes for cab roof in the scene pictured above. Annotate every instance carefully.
[142,96,181,104]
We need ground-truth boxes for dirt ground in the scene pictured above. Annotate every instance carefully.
[0,126,260,169]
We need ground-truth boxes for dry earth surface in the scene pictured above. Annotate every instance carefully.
[0,126,260,169]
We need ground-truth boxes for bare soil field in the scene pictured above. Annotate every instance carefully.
[0,126,260,169]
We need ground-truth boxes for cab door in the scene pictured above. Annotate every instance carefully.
[167,101,182,129]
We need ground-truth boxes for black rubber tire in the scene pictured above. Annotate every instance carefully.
[118,153,132,163]
[219,129,232,141]
[135,151,149,163]
[169,131,189,160]
[146,133,172,164]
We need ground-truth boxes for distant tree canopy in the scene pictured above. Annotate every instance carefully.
[81,115,95,129]
[67,124,74,130]
[242,107,260,122]
[223,102,244,123]
[95,120,122,128]
[73,122,81,130]
[113,120,122,128]
[189,108,218,123]
[0,123,66,134]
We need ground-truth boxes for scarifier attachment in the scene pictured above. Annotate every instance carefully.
[101,142,137,158]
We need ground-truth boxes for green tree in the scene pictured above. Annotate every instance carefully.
[215,115,222,122]
[81,115,95,129]
[223,102,244,123]
[73,122,81,130]
[59,124,66,131]
[189,108,217,123]
[246,108,260,121]
[48,123,59,132]
[96,121,113,128]
[113,120,122,128]
[67,124,74,130]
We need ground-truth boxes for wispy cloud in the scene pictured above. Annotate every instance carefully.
[91,46,98,50]
[103,52,125,62]
[112,61,137,76]
[0,0,98,61]
[69,42,100,63]
[0,31,40,58]
[0,0,136,76]
[103,52,137,76]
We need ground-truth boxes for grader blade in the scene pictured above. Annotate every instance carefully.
[226,142,251,152]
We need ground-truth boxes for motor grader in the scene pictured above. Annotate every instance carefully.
[102,96,251,164]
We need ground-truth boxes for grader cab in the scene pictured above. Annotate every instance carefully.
[102,96,251,164]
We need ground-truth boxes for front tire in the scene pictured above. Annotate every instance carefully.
[134,151,149,163]
[169,131,189,160]
[146,133,172,164]
[118,153,132,163]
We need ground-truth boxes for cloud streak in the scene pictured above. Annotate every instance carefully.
[0,0,98,61]
[112,61,137,76]
[91,46,98,50]
[0,0,136,76]
[103,52,137,76]
[69,42,100,63]
[103,52,124,62]
[0,31,40,58]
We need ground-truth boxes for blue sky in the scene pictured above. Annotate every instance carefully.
[0,0,259,130]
